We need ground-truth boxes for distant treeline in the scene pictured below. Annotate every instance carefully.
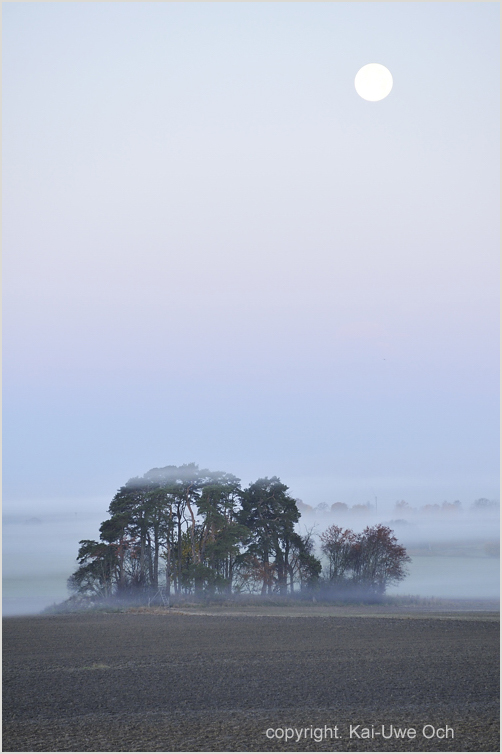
[69,464,410,602]
[299,498,499,516]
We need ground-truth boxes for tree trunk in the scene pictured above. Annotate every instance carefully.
[165,507,173,595]
[153,523,159,588]
[140,528,146,586]
[177,507,183,595]
[261,549,269,595]
[185,488,198,565]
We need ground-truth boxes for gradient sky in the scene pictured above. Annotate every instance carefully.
[3,2,499,515]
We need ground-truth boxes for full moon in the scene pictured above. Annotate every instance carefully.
[355,63,393,101]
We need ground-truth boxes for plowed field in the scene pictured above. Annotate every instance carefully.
[3,610,499,751]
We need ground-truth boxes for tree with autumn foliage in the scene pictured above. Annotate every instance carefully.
[352,525,411,594]
[320,525,356,582]
[320,523,410,596]
[67,463,407,603]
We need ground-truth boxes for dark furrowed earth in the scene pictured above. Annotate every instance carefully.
[3,609,499,752]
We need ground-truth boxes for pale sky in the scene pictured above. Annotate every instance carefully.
[3,2,499,513]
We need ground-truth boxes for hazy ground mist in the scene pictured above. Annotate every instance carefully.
[298,502,499,600]
[3,499,499,616]
[3,504,106,616]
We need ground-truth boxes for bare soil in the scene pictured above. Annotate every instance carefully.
[3,608,499,752]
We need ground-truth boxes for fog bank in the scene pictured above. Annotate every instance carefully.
[3,494,499,616]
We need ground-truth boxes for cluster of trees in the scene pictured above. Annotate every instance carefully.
[298,498,500,518]
[68,464,410,602]
[297,501,374,516]
[394,499,499,514]
[69,464,320,600]
[320,524,410,596]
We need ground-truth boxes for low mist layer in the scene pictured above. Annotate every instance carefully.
[3,474,499,616]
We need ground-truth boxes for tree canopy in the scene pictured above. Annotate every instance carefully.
[68,463,409,603]
[320,523,411,596]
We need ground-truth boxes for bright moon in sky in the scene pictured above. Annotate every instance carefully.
[355,63,393,101]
